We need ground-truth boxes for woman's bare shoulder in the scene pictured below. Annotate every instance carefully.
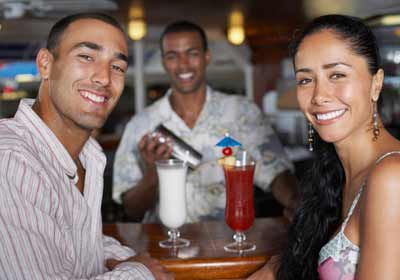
[363,151,400,215]
[368,152,400,188]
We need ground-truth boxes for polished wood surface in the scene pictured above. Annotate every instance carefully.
[103,218,287,280]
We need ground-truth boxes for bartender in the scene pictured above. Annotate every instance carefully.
[112,20,299,223]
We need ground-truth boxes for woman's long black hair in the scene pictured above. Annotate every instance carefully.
[277,15,381,280]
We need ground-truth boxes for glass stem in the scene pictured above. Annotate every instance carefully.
[233,231,246,247]
[168,228,180,243]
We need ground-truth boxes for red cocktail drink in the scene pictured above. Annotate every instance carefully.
[224,165,255,231]
[222,157,256,253]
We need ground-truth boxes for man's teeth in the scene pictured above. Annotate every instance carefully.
[178,73,193,80]
[316,109,346,121]
[81,91,105,103]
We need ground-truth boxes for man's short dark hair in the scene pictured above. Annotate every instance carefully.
[46,12,125,56]
[159,20,208,53]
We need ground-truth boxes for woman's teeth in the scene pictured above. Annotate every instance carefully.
[316,109,346,121]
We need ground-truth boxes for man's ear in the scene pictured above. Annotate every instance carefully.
[204,49,211,66]
[36,48,53,80]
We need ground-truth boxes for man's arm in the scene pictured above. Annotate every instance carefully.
[106,253,173,280]
[0,153,159,280]
[103,235,173,279]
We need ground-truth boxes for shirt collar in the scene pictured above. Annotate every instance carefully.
[14,99,105,182]
[160,85,213,115]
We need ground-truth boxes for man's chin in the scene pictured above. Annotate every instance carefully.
[76,117,106,133]
[174,85,201,95]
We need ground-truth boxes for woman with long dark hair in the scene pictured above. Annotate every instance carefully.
[248,14,400,280]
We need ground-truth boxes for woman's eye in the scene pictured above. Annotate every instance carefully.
[297,78,312,85]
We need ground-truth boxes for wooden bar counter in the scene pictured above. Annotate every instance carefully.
[103,217,287,279]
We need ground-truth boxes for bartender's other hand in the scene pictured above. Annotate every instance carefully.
[283,194,300,222]
[283,206,296,222]
[138,133,173,167]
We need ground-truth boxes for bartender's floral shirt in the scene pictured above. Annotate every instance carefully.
[113,86,293,223]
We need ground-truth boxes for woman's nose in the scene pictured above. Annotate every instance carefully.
[311,80,331,105]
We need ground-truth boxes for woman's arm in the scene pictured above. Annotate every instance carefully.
[357,155,400,279]
[247,255,280,280]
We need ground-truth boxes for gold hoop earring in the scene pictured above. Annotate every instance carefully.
[372,101,380,141]
[308,122,314,151]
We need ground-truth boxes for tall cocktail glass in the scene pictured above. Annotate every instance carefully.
[223,155,256,253]
[156,159,190,248]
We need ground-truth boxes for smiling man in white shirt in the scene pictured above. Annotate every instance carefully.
[0,13,171,280]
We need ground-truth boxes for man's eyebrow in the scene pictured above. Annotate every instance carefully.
[70,41,128,63]
[71,41,102,52]
[116,52,129,63]
[163,50,177,56]
[163,46,202,56]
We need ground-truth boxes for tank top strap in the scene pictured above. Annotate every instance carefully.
[339,183,364,233]
[375,151,400,164]
[339,150,400,233]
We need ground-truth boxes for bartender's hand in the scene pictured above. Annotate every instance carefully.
[138,133,173,180]
[139,133,173,164]
[106,252,174,279]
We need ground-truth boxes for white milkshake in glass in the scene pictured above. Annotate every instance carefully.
[156,159,190,248]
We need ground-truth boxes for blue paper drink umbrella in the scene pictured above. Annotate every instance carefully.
[215,134,242,147]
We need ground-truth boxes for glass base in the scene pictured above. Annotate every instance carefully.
[159,238,190,248]
[224,231,256,253]
[224,241,256,253]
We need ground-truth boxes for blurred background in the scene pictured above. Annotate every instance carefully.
[1,0,400,220]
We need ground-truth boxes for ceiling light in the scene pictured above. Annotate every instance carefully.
[366,14,400,27]
[128,3,146,40]
[227,10,245,45]
[228,26,245,45]
[128,19,146,40]
[381,15,400,26]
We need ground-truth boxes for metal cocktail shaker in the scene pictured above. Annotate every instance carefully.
[151,124,202,169]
